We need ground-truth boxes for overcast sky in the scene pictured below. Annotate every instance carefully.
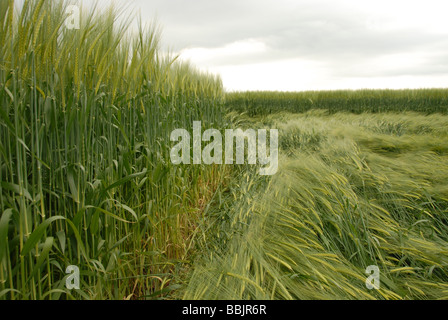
[107,0,448,91]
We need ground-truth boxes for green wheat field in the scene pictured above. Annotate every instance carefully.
[1,1,448,300]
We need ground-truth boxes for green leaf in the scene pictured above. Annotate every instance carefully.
[102,168,147,194]
[1,182,33,201]
[108,234,131,251]
[0,289,21,299]
[140,284,182,299]
[21,216,65,257]
[67,167,79,203]
[0,104,14,132]
[56,230,66,254]
[86,205,133,224]
[115,202,138,221]
[3,86,14,101]
[89,210,100,234]
[0,209,14,261]
[64,218,90,263]
[27,237,54,284]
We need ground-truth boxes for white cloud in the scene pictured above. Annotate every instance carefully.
[179,39,268,67]
[207,58,327,92]
[92,0,448,91]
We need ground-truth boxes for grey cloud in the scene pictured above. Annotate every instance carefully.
[128,0,448,81]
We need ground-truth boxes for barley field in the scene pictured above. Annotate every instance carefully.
[183,110,448,299]
[0,0,225,299]
[1,0,448,300]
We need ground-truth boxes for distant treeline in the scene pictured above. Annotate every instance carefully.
[225,89,448,115]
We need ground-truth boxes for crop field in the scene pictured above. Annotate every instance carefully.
[0,0,225,299]
[1,0,448,300]
[183,110,448,299]
[226,90,448,116]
